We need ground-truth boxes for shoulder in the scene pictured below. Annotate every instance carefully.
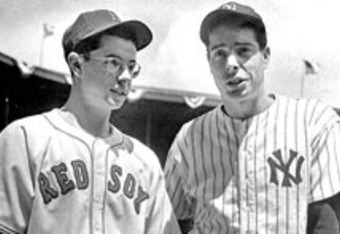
[0,112,56,160]
[277,95,340,135]
[1,111,52,137]
[275,95,338,120]
[177,106,220,139]
[0,109,64,152]
[297,97,340,126]
[167,107,220,164]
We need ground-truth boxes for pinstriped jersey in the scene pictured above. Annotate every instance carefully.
[164,95,340,234]
[0,109,180,234]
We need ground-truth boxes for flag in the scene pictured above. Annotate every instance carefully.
[303,59,318,75]
[43,23,54,38]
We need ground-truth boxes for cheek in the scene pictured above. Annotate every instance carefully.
[209,61,223,79]
[210,67,224,87]
[243,54,261,68]
[83,72,112,94]
[242,54,266,77]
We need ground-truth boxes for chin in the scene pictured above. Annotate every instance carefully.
[105,96,126,110]
[222,87,246,98]
[111,100,127,110]
[109,102,122,110]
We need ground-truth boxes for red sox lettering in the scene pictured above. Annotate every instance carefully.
[38,160,150,214]
[38,160,88,203]
[108,165,150,214]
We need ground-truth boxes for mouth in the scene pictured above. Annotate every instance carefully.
[110,89,128,97]
[226,77,247,87]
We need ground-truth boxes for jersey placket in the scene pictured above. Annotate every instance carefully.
[235,120,254,233]
[244,136,257,232]
[91,139,109,234]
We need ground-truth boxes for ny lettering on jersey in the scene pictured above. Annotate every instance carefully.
[38,160,149,214]
[267,149,305,187]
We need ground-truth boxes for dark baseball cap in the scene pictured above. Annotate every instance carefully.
[200,2,265,45]
[63,9,153,53]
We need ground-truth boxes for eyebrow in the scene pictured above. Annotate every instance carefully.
[210,43,226,51]
[104,53,122,59]
[104,53,136,63]
[210,42,255,51]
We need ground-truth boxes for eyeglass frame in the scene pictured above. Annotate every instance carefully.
[80,54,142,79]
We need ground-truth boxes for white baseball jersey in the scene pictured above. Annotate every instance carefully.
[0,109,180,234]
[164,94,340,234]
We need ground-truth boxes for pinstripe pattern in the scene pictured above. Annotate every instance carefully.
[164,95,340,233]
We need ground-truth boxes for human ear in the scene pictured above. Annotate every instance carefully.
[68,52,82,77]
[262,47,271,68]
[207,50,215,75]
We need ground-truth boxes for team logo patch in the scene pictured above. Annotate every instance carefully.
[267,149,305,187]
[222,2,237,11]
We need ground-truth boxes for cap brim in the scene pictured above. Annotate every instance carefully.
[200,9,264,44]
[81,20,153,51]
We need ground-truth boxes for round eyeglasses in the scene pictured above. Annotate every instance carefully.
[87,56,141,79]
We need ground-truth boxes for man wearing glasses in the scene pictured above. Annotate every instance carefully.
[0,9,180,234]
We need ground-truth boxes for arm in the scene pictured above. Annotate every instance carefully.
[307,196,340,234]
[164,135,195,234]
[325,192,340,228]
[178,219,194,234]
[0,123,34,234]
[309,105,340,233]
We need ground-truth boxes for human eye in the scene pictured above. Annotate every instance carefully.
[108,57,122,68]
[128,63,140,78]
[127,62,136,72]
[236,47,253,57]
[103,57,122,74]
[211,49,227,61]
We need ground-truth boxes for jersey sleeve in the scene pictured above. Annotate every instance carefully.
[144,162,181,234]
[0,122,34,233]
[309,104,340,202]
[164,125,196,221]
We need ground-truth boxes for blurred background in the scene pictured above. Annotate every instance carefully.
[1,0,340,164]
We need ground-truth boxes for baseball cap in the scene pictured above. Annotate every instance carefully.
[200,2,265,45]
[63,9,153,53]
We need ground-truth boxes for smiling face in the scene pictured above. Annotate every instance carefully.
[207,23,270,105]
[79,35,137,111]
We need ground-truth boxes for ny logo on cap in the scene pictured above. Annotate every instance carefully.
[221,2,237,11]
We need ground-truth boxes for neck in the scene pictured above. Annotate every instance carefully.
[61,95,112,138]
[222,94,274,120]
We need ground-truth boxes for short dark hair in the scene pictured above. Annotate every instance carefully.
[239,20,267,50]
[205,17,267,50]
[63,26,138,62]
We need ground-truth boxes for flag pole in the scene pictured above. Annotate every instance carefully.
[300,72,305,97]
[39,23,54,67]
[39,32,46,66]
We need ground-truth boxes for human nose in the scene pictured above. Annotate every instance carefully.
[116,69,131,95]
[117,68,132,82]
[225,54,239,76]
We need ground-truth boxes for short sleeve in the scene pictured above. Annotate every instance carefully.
[0,122,34,233]
[309,105,340,202]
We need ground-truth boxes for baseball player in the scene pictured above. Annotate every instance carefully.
[0,9,180,234]
[164,2,340,233]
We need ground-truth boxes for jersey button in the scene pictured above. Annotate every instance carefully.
[94,223,102,232]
